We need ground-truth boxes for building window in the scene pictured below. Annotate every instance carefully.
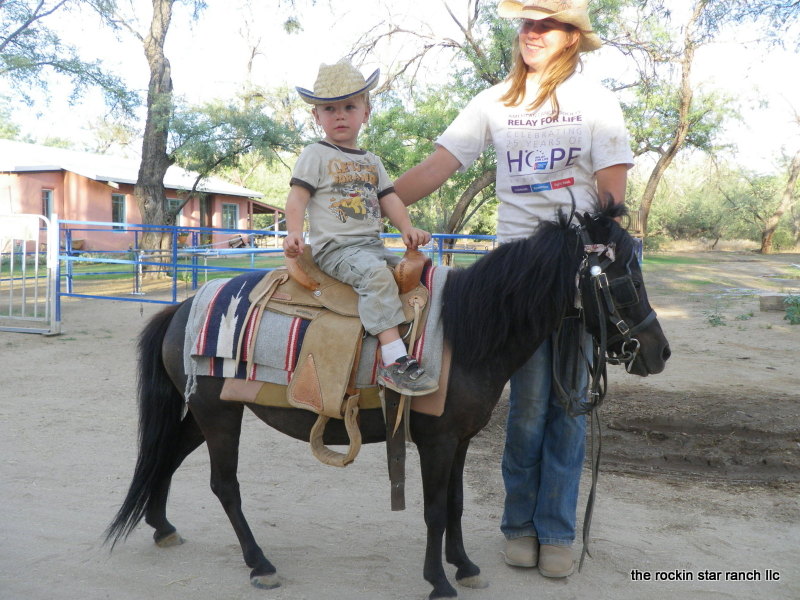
[222,203,238,230]
[111,193,126,230]
[42,189,53,218]
[167,198,182,226]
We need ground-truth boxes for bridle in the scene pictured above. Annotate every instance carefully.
[578,224,658,375]
[552,212,658,572]
[553,221,657,417]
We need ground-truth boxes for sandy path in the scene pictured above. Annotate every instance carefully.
[2,256,799,599]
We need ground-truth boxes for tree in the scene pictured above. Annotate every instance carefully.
[605,0,800,238]
[169,98,299,208]
[0,0,134,112]
[717,169,791,251]
[91,1,306,257]
[352,2,514,245]
[761,149,800,253]
[85,115,140,155]
[760,105,800,252]
[644,159,731,246]
[89,0,193,251]
[0,103,22,139]
[363,89,496,233]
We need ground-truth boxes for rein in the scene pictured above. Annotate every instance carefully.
[552,218,656,572]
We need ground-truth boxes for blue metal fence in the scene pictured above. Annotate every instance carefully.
[55,220,496,318]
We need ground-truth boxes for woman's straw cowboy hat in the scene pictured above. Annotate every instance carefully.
[296,59,380,105]
[497,0,603,52]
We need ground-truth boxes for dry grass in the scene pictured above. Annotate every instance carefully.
[658,239,800,253]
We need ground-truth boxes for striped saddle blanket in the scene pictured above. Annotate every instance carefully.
[183,265,449,396]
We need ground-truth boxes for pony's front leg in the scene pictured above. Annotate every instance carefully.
[418,438,458,600]
[197,401,279,590]
[445,440,487,589]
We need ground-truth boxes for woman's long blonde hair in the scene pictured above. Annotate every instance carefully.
[499,26,582,118]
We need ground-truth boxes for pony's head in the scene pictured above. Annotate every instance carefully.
[573,203,670,377]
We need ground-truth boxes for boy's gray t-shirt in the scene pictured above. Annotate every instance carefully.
[290,141,395,255]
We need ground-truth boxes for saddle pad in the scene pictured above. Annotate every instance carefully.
[189,271,270,360]
[184,265,450,396]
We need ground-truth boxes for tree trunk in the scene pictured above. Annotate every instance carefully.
[638,1,703,237]
[440,168,496,266]
[760,149,800,254]
[135,0,175,257]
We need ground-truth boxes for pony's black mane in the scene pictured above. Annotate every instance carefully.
[441,202,630,371]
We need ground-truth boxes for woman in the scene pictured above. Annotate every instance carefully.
[394,0,633,578]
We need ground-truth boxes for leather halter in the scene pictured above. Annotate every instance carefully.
[558,219,659,573]
[578,225,657,375]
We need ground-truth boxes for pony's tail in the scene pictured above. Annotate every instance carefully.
[104,302,185,549]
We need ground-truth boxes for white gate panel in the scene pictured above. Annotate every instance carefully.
[0,214,60,334]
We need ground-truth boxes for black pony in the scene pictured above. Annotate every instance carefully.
[106,202,669,599]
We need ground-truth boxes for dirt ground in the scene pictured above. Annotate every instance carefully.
[1,251,799,600]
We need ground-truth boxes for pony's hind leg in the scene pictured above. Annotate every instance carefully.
[192,395,279,590]
[145,410,206,547]
[446,440,487,589]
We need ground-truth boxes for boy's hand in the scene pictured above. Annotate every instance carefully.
[283,232,305,258]
[401,227,431,250]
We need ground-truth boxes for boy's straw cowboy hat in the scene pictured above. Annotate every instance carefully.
[296,59,380,105]
[497,0,603,52]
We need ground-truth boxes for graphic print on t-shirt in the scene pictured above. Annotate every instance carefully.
[504,110,584,194]
[325,158,382,224]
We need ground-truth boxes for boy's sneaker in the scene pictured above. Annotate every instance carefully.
[378,355,439,396]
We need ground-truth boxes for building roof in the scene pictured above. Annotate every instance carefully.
[0,139,263,198]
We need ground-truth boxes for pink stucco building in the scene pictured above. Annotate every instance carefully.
[0,139,284,251]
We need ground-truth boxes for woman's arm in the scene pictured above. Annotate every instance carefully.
[394,146,463,207]
[595,164,629,206]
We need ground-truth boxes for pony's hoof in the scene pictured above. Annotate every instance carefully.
[429,583,458,599]
[154,531,184,547]
[457,574,489,589]
[250,573,280,590]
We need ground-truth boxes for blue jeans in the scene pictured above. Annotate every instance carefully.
[500,334,588,546]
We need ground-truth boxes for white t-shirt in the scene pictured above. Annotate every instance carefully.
[290,141,395,254]
[437,73,634,242]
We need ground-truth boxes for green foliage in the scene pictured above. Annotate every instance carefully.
[85,115,140,155]
[784,295,800,325]
[0,101,21,139]
[454,4,516,89]
[704,306,726,327]
[283,16,302,34]
[0,0,136,114]
[624,81,735,158]
[169,99,301,194]
[628,156,798,247]
[363,89,496,234]
[714,166,797,246]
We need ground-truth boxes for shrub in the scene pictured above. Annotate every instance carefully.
[784,295,800,325]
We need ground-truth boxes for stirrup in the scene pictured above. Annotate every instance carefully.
[308,394,361,467]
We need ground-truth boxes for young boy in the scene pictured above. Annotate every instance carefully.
[283,59,438,396]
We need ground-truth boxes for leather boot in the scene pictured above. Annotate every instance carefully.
[538,544,575,578]
[502,536,538,567]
